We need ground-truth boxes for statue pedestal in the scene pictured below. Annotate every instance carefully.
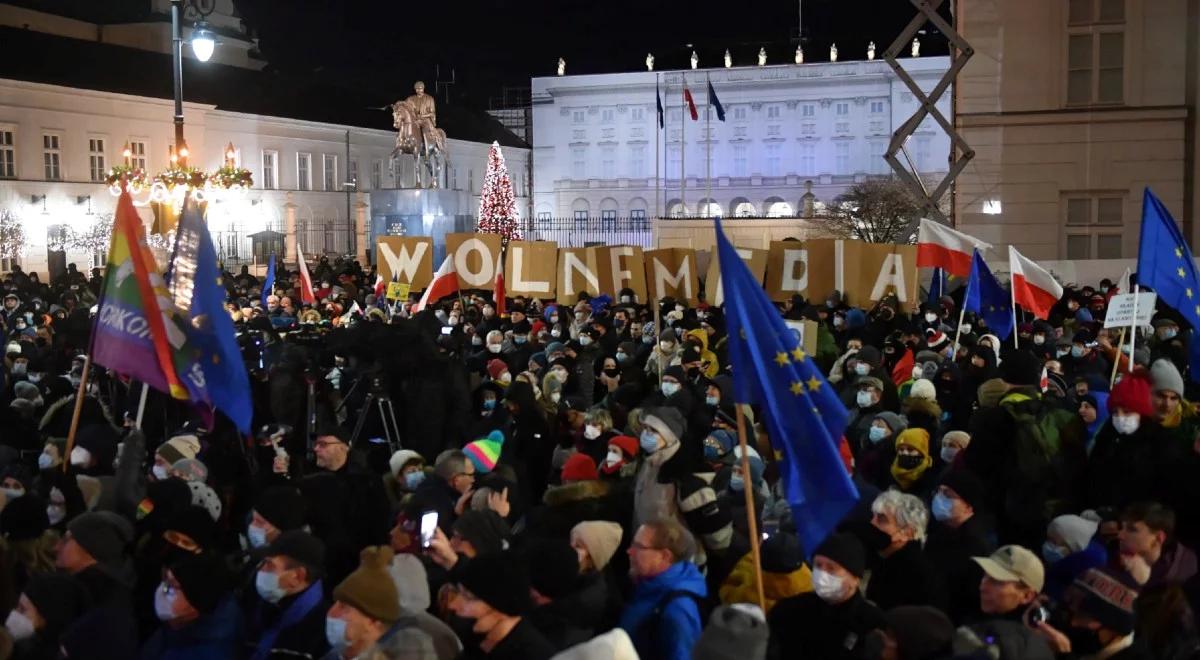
[369,189,475,265]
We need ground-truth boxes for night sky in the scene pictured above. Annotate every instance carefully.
[233,0,951,109]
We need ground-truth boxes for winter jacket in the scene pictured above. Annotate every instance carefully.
[408,476,462,535]
[684,329,719,378]
[718,552,812,612]
[958,619,1055,660]
[139,596,243,660]
[923,514,996,623]
[619,561,706,660]
[298,458,392,585]
[456,618,555,660]
[865,540,948,612]
[1086,418,1166,510]
[527,599,593,652]
[522,479,624,539]
[767,591,886,660]
[244,580,330,660]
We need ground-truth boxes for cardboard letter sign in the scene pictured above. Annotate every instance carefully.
[376,237,433,290]
[445,233,502,290]
[557,247,603,299]
[645,248,700,304]
[504,241,559,299]
[603,246,648,302]
[706,246,767,306]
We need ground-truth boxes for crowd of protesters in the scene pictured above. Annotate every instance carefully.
[0,253,1197,660]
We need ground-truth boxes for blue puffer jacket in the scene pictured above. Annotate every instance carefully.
[618,561,706,660]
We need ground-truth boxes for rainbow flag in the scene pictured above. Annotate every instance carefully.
[91,189,190,400]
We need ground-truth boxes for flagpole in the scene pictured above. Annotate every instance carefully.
[735,404,767,612]
[1110,327,1127,388]
[134,383,150,429]
[62,355,92,474]
[680,72,686,217]
[655,72,661,220]
[705,72,712,219]
[1128,284,1139,373]
[1010,270,1019,350]
[952,306,967,356]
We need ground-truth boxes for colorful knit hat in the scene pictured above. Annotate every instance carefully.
[463,430,505,474]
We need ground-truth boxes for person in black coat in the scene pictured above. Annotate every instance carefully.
[923,469,996,624]
[1085,371,1165,510]
[523,539,594,652]
[768,533,885,660]
[407,449,475,535]
[503,380,553,502]
[54,511,139,656]
[243,531,331,660]
[858,490,947,612]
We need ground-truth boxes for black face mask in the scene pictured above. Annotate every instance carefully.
[603,368,620,378]
[686,366,700,380]
[859,522,893,553]
[896,454,924,470]
[1065,625,1105,655]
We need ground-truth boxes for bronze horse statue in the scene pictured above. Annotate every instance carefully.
[391,100,447,189]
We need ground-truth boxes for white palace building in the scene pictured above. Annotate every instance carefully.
[530,53,951,222]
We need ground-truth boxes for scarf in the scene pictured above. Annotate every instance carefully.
[889,428,933,490]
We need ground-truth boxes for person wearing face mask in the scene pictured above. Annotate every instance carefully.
[244,531,331,660]
[644,331,681,381]
[150,434,202,483]
[486,359,513,389]
[577,408,617,465]
[839,345,901,412]
[598,434,640,481]
[5,572,91,660]
[1042,513,1106,601]
[502,319,536,374]
[571,328,602,404]
[1086,369,1163,510]
[448,550,555,659]
[923,470,995,623]
[767,532,884,659]
[886,428,937,498]
[858,490,946,612]
[323,546,437,659]
[384,449,428,514]
[1033,568,1151,659]
[244,485,307,553]
[1063,329,1111,383]
[844,378,885,451]
[854,411,906,489]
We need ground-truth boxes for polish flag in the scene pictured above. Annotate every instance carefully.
[414,255,459,312]
[1009,246,1063,320]
[296,245,317,305]
[683,87,699,121]
[373,273,386,299]
[494,263,507,318]
[917,219,992,278]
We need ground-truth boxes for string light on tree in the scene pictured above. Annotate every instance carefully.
[476,141,521,242]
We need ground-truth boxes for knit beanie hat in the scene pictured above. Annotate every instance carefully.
[487,359,509,381]
[388,449,424,478]
[872,411,907,435]
[1049,514,1099,554]
[186,481,222,522]
[1150,359,1185,397]
[453,509,511,556]
[607,435,639,460]
[458,550,533,616]
[815,532,866,578]
[265,530,326,580]
[977,378,1011,408]
[760,530,804,574]
[333,546,401,624]
[1,493,49,541]
[550,628,638,660]
[24,572,90,638]
[156,434,201,465]
[570,520,623,572]
[704,429,737,459]
[169,458,208,483]
[13,381,41,402]
[925,331,950,354]
[642,407,686,447]
[692,604,769,660]
[254,486,306,532]
[170,552,229,614]
[939,469,986,512]
[66,511,132,572]
[886,606,955,660]
[525,538,580,600]
[464,430,505,474]
[561,453,598,482]
[1000,350,1043,387]
[1107,370,1154,418]
[908,378,936,402]
[1067,568,1139,635]
[164,506,216,551]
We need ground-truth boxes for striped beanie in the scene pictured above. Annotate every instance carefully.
[463,430,505,474]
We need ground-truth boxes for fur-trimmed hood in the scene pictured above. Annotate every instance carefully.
[542,479,613,507]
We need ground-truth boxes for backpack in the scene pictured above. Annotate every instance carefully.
[999,395,1076,523]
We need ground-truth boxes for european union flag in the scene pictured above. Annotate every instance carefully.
[963,249,1014,340]
[1137,187,1200,381]
[165,198,254,433]
[261,253,276,309]
[716,218,858,555]
[656,80,665,129]
[928,267,944,305]
[707,80,725,122]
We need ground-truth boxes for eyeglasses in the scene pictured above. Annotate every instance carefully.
[313,440,342,450]
[629,541,662,552]
[455,471,475,480]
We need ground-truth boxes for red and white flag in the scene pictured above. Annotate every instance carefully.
[296,244,317,305]
[373,273,386,298]
[917,219,992,278]
[414,255,459,313]
[683,86,699,121]
[494,262,507,318]
[1009,246,1063,320]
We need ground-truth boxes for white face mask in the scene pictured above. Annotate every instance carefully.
[605,449,623,467]
[152,464,169,481]
[1033,335,1046,346]
[579,335,594,346]
[46,504,66,525]
[69,447,91,467]
[811,568,849,604]
[911,366,923,380]
[37,452,55,470]
[487,343,502,354]
[4,610,34,641]
[853,362,870,376]
[498,372,512,384]
[584,424,602,440]
[1112,413,1141,435]
[0,487,24,501]
[551,369,568,383]
[662,381,681,397]
[940,446,960,464]
[856,390,875,408]
[154,585,176,621]
[550,392,562,403]
[925,313,938,324]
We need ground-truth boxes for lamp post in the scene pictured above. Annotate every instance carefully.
[170,0,215,168]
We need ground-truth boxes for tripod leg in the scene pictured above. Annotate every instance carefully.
[380,399,401,454]
[349,393,373,447]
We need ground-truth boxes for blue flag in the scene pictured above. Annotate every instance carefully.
[707,80,725,122]
[656,80,665,129]
[261,253,276,309]
[1137,187,1200,381]
[927,267,944,304]
[165,199,254,433]
[716,218,858,555]
[963,250,1014,340]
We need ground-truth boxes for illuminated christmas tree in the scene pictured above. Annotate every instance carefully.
[476,141,521,242]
